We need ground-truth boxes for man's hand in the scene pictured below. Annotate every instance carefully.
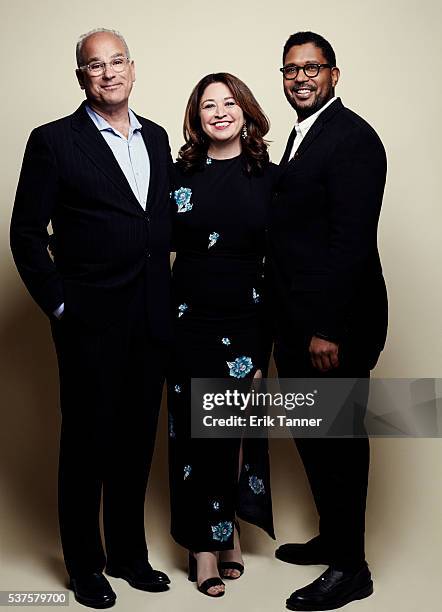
[309,336,339,372]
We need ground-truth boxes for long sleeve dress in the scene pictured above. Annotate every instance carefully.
[168,154,276,552]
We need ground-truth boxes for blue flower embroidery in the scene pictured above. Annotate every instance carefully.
[206,156,213,165]
[168,414,175,439]
[221,337,231,346]
[174,187,193,213]
[212,500,221,511]
[211,520,233,542]
[252,288,260,304]
[174,384,182,393]
[208,232,220,249]
[178,303,188,318]
[184,465,192,480]
[227,356,253,379]
[249,475,265,495]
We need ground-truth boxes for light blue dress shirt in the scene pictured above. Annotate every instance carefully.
[53,106,150,319]
[85,105,150,208]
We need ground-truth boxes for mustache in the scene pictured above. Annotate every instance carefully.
[291,85,317,93]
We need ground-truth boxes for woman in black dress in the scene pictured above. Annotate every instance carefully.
[168,73,276,597]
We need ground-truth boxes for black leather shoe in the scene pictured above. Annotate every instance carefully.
[69,572,116,609]
[106,562,170,592]
[286,565,373,611]
[276,535,331,565]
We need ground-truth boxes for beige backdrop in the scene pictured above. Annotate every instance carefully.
[1,1,441,611]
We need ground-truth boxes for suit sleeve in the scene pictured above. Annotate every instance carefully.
[314,126,387,339]
[10,127,64,316]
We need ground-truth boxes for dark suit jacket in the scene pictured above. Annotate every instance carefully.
[10,102,173,340]
[267,98,388,366]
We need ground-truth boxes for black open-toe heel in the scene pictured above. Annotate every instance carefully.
[218,520,245,580]
[218,560,244,579]
[188,553,225,597]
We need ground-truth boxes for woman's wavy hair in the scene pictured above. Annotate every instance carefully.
[178,73,270,175]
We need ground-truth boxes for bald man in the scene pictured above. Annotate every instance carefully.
[11,29,173,608]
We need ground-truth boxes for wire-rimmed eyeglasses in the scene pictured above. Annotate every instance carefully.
[78,56,131,77]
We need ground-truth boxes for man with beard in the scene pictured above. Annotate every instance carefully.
[10,29,172,608]
[267,31,387,610]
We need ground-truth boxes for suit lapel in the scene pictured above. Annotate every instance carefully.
[137,116,158,211]
[71,103,143,211]
[280,124,297,165]
[293,117,324,158]
[279,98,344,174]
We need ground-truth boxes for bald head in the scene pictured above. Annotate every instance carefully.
[76,28,130,67]
[75,29,135,116]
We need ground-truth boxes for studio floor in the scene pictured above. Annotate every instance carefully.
[1,428,440,612]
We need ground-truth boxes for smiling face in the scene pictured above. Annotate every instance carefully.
[283,42,339,121]
[199,82,244,146]
[76,31,135,113]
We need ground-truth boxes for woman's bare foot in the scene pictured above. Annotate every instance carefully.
[193,551,225,596]
[218,524,244,578]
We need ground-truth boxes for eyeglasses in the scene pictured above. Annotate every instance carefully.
[280,63,332,79]
[79,57,131,77]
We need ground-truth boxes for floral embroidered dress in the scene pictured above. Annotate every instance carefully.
[168,154,276,551]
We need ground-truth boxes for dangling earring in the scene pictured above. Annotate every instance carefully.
[241,122,248,140]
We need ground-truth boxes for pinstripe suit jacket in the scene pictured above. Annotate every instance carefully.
[10,102,173,339]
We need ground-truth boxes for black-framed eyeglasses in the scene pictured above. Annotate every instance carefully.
[279,63,333,79]
[79,56,131,77]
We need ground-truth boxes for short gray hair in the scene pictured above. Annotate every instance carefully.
[76,28,130,67]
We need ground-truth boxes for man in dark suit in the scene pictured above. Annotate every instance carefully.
[10,28,172,608]
[267,32,388,610]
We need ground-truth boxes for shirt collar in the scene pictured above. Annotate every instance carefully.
[295,96,337,137]
[85,105,142,138]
